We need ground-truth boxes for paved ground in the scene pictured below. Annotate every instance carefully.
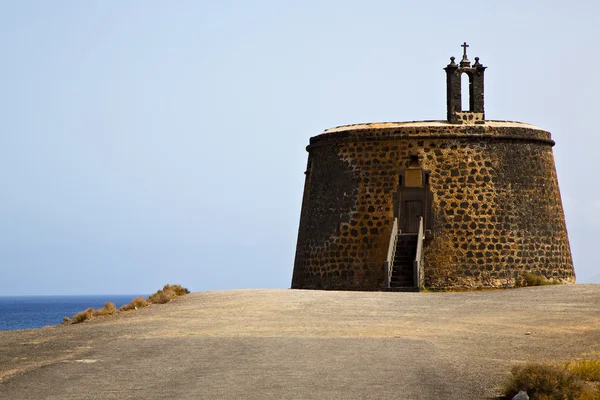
[1,285,600,399]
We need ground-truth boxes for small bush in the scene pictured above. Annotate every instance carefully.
[148,284,189,304]
[72,308,94,324]
[523,272,545,287]
[515,272,560,288]
[62,316,71,324]
[149,291,171,304]
[119,303,135,311]
[93,302,118,316]
[503,362,585,399]
[119,297,149,311]
[131,297,149,308]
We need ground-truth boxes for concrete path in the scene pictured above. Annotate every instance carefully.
[1,285,600,399]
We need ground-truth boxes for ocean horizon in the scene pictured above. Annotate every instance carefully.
[0,294,147,331]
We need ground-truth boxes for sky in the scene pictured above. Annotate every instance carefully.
[0,1,598,295]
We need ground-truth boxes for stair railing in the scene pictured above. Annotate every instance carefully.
[413,216,425,288]
[384,217,399,288]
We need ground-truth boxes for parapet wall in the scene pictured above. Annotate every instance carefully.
[292,121,574,290]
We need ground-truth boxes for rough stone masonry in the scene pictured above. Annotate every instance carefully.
[291,44,575,291]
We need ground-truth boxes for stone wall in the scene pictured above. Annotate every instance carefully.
[291,121,575,290]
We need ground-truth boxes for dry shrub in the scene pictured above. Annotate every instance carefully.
[148,284,190,304]
[522,272,546,287]
[72,302,117,324]
[515,272,560,288]
[565,359,600,382]
[62,316,71,324]
[149,291,170,304]
[131,297,149,308]
[119,303,135,311]
[72,308,94,324]
[577,387,600,400]
[503,362,586,399]
[67,285,189,324]
[119,297,149,312]
[93,302,118,316]
[565,359,600,399]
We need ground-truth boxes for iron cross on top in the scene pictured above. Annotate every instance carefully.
[461,42,469,59]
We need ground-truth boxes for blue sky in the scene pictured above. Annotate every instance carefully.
[1,1,598,295]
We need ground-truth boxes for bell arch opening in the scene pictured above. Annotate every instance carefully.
[461,72,471,111]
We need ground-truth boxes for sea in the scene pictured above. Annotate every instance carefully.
[0,295,147,331]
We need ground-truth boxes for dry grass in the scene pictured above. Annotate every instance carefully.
[515,272,560,288]
[564,359,600,382]
[119,297,149,312]
[148,284,190,304]
[118,303,135,312]
[132,296,149,308]
[72,308,94,324]
[503,360,600,399]
[72,302,116,324]
[93,302,118,316]
[67,285,189,324]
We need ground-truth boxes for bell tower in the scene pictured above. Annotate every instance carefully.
[444,42,487,124]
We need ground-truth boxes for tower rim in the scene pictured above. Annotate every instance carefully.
[323,120,547,134]
[308,120,554,150]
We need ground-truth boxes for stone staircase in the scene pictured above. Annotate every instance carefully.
[389,234,418,291]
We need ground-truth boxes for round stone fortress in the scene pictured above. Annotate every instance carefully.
[291,44,575,291]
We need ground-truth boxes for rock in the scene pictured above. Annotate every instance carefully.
[512,390,529,400]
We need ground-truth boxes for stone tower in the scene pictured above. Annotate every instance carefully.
[291,44,575,291]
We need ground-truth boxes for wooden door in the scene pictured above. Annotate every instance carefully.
[404,200,422,233]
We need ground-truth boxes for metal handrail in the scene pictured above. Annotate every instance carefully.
[384,218,399,288]
[413,216,425,288]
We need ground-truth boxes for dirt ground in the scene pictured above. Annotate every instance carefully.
[1,285,599,399]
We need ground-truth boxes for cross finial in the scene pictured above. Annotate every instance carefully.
[461,42,469,60]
